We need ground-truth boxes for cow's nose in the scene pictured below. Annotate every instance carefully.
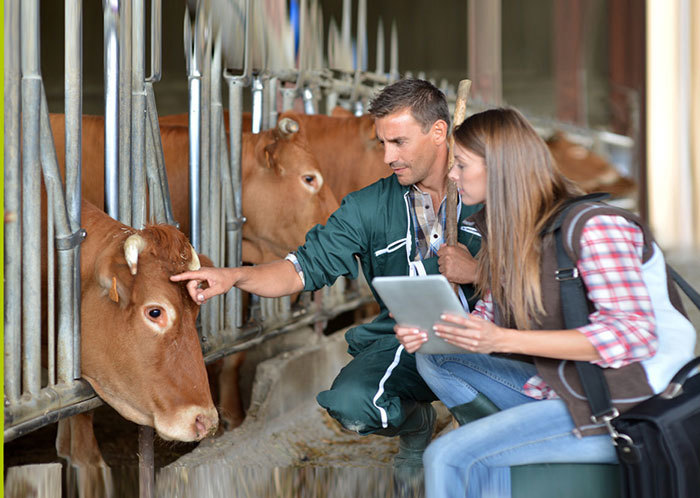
[195,411,219,439]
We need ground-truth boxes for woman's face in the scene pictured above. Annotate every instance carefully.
[449,143,487,205]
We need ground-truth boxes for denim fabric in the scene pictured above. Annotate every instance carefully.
[417,354,618,498]
[416,353,538,410]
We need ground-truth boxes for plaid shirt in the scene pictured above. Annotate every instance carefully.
[472,214,657,400]
[408,185,447,261]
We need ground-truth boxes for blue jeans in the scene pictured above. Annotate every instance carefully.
[417,353,618,498]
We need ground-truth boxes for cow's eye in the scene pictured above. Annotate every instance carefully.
[146,307,163,320]
[303,175,315,184]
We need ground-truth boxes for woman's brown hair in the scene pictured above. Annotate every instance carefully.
[454,108,582,329]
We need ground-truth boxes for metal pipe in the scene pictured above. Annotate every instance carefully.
[267,76,279,128]
[303,87,316,114]
[208,33,224,336]
[118,0,132,225]
[251,76,264,133]
[375,19,385,76]
[104,0,120,219]
[4,381,98,441]
[131,0,147,229]
[145,83,177,226]
[389,21,399,83]
[199,17,212,260]
[147,0,162,83]
[47,190,56,386]
[185,6,202,250]
[226,77,245,331]
[40,86,80,385]
[138,426,155,498]
[4,397,103,443]
[144,94,166,224]
[21,0,42,397]
[65,0,83,381]
[4,0,22,403]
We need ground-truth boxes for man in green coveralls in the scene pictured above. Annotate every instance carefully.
[172,79,483,468]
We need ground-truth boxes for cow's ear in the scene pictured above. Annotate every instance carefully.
[95,254,132,307]
[198,253,214,268]
[263,142,278,170]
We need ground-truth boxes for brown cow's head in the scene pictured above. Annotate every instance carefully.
[81,218,218,442]
[546,132,636,198]
[241,118,340,263]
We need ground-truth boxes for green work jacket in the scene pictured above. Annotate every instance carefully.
[295,174,483,355]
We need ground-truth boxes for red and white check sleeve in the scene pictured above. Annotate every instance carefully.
[473,215,657,400]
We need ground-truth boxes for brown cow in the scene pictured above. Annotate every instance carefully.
[50,114,339,264]
[50,114,339,432]
[52,200,218,492]
[546,132,636,198]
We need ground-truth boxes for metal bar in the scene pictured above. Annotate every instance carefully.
[251,76,264,133]
[144,92,166,224]
[267,76,279,128]
[47,190,56,386]
[118,0,132,224]
[4,380,97,438]
[40,86,81,385]
[226,78,245,331]
[208,33,224,336]
[4,0,22,403]
[147,0,162,83]
[389,21,399,82]
[21,0,42,397]
[350,0,367,103]
[131,0,147,228]
[138,426,155,498]
[4,396,103,443]
[104,0,121,219]
[65,0,84,381]
[145,83,177,226]
[375,19,385,75]
[186,6,202,250]
[199,15,212,259]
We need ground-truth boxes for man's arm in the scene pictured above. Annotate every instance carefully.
[171,259,304,304]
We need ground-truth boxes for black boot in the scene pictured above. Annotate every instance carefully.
[393,402,437,468]
[449,393,500,426]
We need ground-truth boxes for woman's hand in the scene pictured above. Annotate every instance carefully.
[437,243,477,284]
[433,313,508,354]
[394,325,428,354]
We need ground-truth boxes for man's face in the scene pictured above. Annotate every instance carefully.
[375,109,439,186]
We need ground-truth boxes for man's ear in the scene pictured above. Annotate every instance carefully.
[431,119,449,145]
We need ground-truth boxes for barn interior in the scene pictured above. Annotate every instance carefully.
[4,1,700,497]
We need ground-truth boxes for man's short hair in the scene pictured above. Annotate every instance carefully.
[368,79,451,132]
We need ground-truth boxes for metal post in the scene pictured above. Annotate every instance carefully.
[225,77,246,331]
[267,76,279,127]
[21,0,42,397]
[138,426,155,498]
[4,0,22,403]
[251,76,264,133]
[40,87,82,385]
[389,21,399,83]
[104,0,120,219]
[65,0,83,381]
[208,33,224,336]
[131,0,147,228]
[145,84,176,226]
[118,0,132,225]
[185,6,202,250]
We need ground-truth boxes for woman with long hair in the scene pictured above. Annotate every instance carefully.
[395,108,696,497]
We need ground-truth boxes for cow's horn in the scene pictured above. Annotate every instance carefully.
[124,234,147,275]
[188,245,201,271]
[278,117,299,137]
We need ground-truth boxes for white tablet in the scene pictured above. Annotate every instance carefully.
[372,275,471,355]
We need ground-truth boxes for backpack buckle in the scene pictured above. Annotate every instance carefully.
[555,267,579,281]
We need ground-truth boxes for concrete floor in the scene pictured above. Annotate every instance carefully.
[156,249,699,498]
